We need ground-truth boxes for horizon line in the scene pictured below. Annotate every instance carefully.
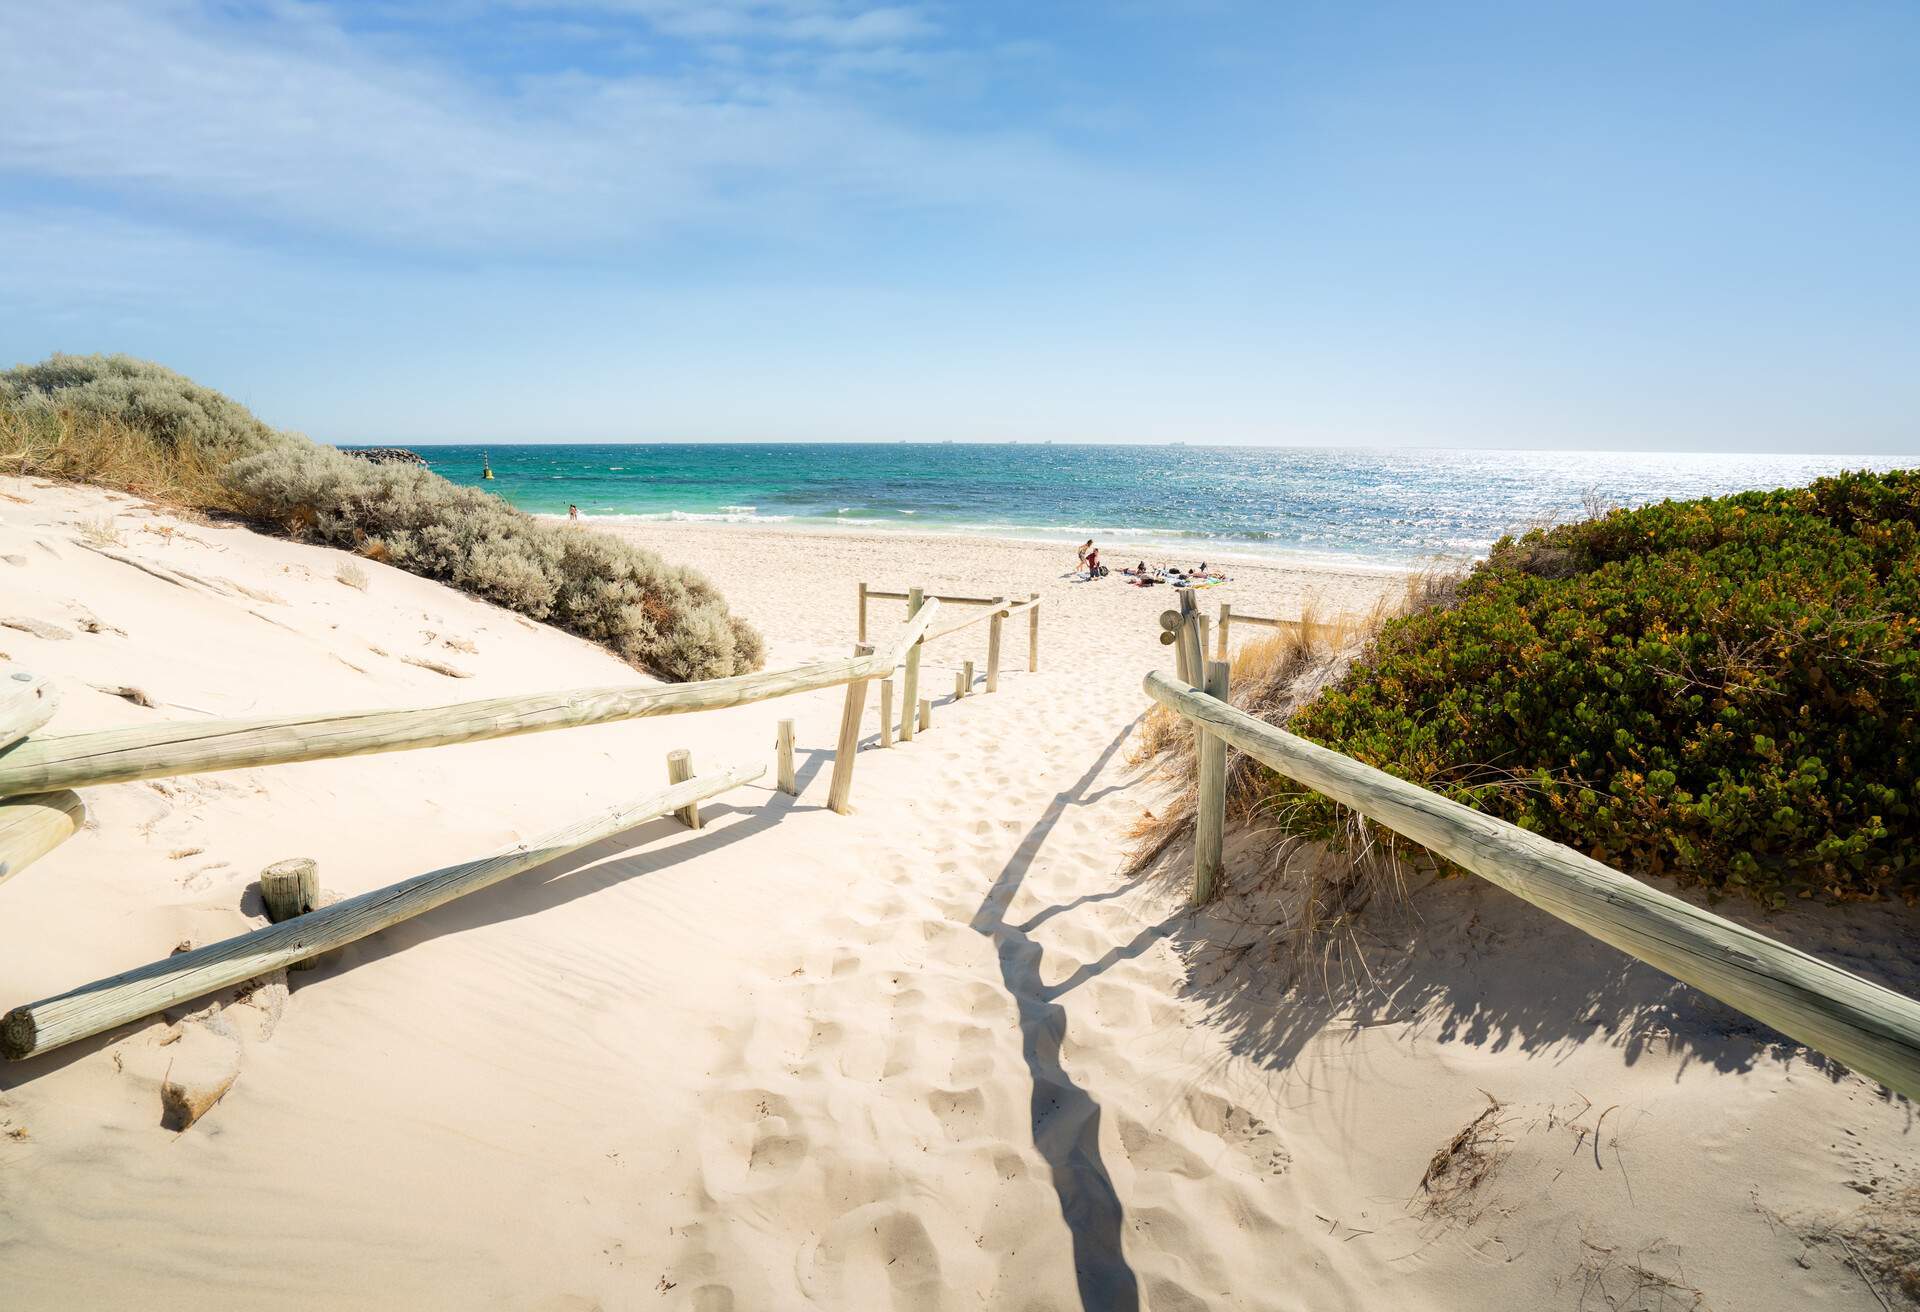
[330,439,1913,461]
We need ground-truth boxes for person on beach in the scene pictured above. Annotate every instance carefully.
[1085,545,1102,577]
[1076,539,1093,570]
[568,504,579,522]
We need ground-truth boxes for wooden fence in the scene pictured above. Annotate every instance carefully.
[0,583,1033,1059]
[859,585,1040,743]
[1150,599,1920,1102]
[1212,603,1344,658]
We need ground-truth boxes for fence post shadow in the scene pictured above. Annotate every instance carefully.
[969,717,1146,1312]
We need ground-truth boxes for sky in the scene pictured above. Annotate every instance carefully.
[2,1,1916,452]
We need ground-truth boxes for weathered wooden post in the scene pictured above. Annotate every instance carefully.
[962,659,974,696]
[986,611,1004,692]
[259,858,322,922]
[1217,603,1232,659]
[878,679,894,748]
[666,748,703,828]
[776,719,796,795]
[1193,660,1230,904]
[1027,592,1040,672]
[1,673,58,754]
[955,670,966,699]
[1160,608,1188,681]
[1197,613,1210,666]
[918,698,932,732]
[259,856,332,971]
[858,581,869,644]
[899,587,925,742]
[1177,593,1206,690]
[828,644,874,815]
[0,791,84,890]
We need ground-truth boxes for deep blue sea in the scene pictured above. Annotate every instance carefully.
[358,444,1905,572]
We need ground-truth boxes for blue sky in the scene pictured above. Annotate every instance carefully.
[2,1,1915,451]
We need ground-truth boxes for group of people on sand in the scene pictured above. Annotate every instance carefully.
[1075,540,1228,587]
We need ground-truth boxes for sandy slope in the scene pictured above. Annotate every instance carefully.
[1,483,1913,1311]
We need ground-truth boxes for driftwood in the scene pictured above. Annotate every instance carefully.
[2,763,764,1060]
[1142,669,1920,1102]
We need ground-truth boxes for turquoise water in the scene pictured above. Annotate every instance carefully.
[357,444,1905,571]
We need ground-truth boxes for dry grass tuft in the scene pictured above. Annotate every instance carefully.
[1416,1092,1511,1224]
[334,560,369,592]
[1,405,234,509]
[1127,576,1462,966]
[1574,1238,1708,1311]
[76,514,124,547]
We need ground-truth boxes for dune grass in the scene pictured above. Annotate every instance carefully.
[1,354,764,681]
[1128,587,1438,952]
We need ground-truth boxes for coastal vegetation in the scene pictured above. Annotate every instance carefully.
[0,354,763,680]
[1136,471,1920,911]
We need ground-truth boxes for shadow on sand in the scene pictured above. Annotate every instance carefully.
[1149,836,1920,1107]
[968,718,1164,1312]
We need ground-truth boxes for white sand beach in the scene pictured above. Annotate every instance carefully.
[2,481,1914,1311]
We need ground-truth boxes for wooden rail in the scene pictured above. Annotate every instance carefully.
[1214,604,1339,658]
[859,583,1002,643]
[0,601,939,800]
[922,594,1038,645]
[0,676,79,884]
[1145,666,1920,1102]
[1,763,764,1060]
[0,792,84,889]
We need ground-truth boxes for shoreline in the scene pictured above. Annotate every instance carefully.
[557,514,1436,579]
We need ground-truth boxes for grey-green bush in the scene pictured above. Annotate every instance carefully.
[224,442,764,678]
[3,353,765,680]
[1,353,283,460]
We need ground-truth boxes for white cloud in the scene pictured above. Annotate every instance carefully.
[0,2,1119,254]
[501,1,935,47]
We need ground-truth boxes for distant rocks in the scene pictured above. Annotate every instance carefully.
[344,447,428,467]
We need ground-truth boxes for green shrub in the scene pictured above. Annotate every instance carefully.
[2,354,764,681]
[1278,470,1920,906]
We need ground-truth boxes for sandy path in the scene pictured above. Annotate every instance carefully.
[4,492,1911,1311]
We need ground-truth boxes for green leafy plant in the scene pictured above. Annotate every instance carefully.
[1278,471,1920,905]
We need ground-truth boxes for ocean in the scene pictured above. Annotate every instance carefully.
[362,444,1904,572]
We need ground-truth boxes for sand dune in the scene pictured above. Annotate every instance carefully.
[1,483,1913,1310]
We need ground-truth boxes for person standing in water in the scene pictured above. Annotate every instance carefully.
[568,504,579,523]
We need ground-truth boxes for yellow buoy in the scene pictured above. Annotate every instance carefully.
[481,451,494,480]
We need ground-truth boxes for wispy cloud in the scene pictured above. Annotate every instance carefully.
[0,2,1120,254]
[528,0,937,47]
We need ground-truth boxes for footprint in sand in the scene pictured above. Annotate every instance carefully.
[1185,1089,1291,1175]
[927,1086,987,1141]
[805,1203,946,1310]
[1116,1114,1211,1179]
[696,1089,810,1195]
[947,1024,996,1084]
